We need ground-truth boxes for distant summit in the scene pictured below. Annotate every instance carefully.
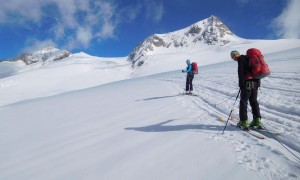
[8,47,71,65]
[128,15,241,68]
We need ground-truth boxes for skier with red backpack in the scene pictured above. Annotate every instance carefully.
[182,59,198,95]
[230,49,270,130]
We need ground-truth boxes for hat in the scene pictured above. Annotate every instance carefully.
[186,59,190,63]
[230,50,240,56]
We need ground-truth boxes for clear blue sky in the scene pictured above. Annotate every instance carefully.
[0,0,299,59]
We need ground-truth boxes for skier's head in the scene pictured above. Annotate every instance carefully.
[186,59,190,64]
[230,50,240,61]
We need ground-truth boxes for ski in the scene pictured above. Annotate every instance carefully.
[223,116,282,136]
[227,121,265,139]
[249,126,281,136]
[182,93,198,96]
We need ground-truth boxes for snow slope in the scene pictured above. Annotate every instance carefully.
[0,43,300,179]
[132,39,300,77]
[1,39,299,108]
[0,52,132,107]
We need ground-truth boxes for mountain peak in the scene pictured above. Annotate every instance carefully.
[192,15,234,40]
[208,15,218,21]
[9,47,71,65]
[128,15,239,68]
[39,46,59,51]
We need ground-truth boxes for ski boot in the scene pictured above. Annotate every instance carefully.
[250,118,262,129]
[237,120,249,131]
[186,91,192,95]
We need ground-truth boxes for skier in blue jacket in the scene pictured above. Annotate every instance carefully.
[182,59,194,94]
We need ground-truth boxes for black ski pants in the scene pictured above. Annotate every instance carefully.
[239,81,261,121]
[186,74,194,91]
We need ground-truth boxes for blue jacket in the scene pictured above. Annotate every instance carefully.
[183,64,192,73]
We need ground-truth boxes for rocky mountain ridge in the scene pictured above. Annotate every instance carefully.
[128,15,241,68]
[6,47,71,65]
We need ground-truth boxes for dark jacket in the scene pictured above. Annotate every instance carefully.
[237,55,260,89]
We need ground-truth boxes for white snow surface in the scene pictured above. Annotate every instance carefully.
[0,39,300,179]
[0,53,132,107]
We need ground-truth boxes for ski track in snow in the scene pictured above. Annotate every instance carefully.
[161,53,300,179]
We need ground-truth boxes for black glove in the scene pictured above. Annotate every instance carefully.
[182,70,184,73]
[257,79,261,88]
[239,80,244,89]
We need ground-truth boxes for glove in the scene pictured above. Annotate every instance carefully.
[182,70,184,73]
[239,80,244,89]
[257,79,261,88]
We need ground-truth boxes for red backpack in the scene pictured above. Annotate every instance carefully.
[192,62,198,74]
[246,48,270,79]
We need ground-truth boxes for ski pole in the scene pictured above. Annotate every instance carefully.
[222,89,241,134]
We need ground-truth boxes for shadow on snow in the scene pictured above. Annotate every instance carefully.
[135,94,181,101]
[125,119,236,132]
